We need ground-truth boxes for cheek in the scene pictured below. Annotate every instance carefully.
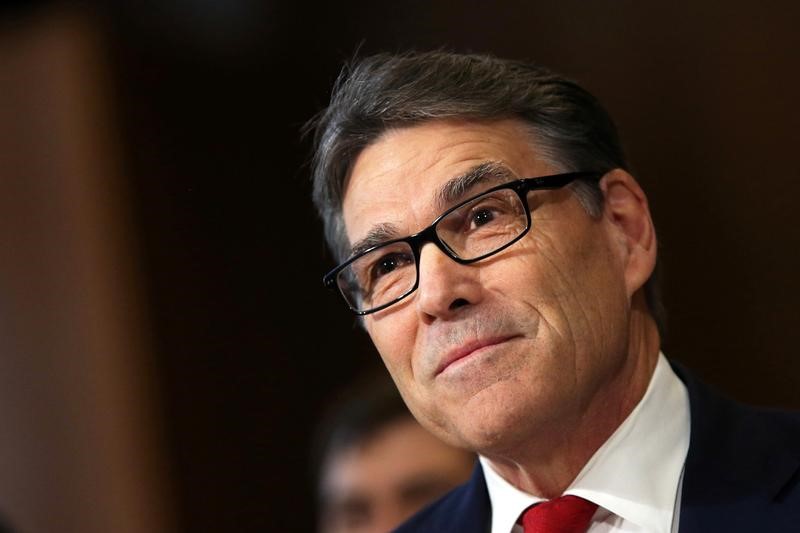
[479,237,561,309]
[505,223,625,334]
[367,313,417,376]
[367,314,449,429]
[542,229,629,350]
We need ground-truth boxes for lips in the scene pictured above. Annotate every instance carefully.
[435,335,518,376]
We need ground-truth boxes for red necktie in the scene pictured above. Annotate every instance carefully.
[520,495,598,533]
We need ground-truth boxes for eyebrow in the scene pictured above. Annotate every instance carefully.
[434,161,517,212]
[346,161,517,258]
[349,222,402,258]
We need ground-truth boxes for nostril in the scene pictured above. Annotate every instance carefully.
[449,298,470,311]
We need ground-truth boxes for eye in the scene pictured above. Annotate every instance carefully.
[470,207,495,228]
[370,251,413,279]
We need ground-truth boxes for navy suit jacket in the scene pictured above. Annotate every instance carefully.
[395,362,800,532]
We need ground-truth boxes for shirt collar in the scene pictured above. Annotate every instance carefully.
[480,353,690,533]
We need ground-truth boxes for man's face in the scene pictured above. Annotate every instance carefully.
[319,418,474,533]
[341,119,635,454]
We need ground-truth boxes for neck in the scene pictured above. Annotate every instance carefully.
[483,297,660,498]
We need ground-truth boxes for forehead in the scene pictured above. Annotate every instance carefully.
[341,119,553,246]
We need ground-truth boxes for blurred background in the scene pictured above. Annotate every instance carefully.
[0,0,798,531]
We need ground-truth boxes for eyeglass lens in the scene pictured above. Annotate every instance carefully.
[337,187,529,312]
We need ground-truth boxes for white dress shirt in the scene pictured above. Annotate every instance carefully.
[481,353,690,533]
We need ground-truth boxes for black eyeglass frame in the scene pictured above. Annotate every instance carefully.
[323,171,604,315]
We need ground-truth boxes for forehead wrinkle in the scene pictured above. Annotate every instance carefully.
[349,125,447,188]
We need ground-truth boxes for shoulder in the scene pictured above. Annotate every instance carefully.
[394,461,490,533]
[671,359,800,448]
[671,360,800,531]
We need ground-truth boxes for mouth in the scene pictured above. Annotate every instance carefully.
[435,335,519,376]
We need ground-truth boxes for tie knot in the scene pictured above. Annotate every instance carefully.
[520,495,598,533]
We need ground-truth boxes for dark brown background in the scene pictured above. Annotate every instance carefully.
[1,1,798,532]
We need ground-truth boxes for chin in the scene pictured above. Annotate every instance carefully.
[460,384,563,451]
[452,403,538,454]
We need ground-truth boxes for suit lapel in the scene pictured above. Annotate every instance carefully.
[393,461,491,533]
[447,462,492,532]
[671,362,800,532]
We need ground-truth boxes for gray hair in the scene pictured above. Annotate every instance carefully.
[307,50,665,334]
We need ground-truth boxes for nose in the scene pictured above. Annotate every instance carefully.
[415,243,483,321]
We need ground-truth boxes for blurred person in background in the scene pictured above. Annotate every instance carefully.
[315,377,474,533]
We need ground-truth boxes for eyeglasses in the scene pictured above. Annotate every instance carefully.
[323,171,602,315]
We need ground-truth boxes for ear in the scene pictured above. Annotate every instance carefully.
[599,169,657,298]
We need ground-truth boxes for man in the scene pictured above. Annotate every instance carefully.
[315,378,474,533]
[308,51,800,532]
